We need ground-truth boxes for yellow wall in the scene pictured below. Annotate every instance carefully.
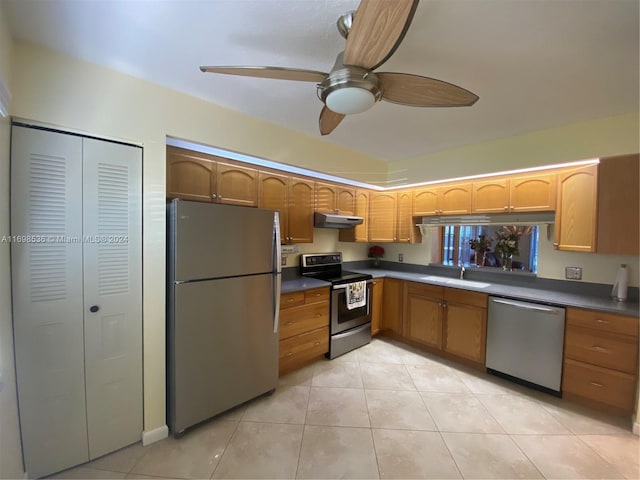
[392,112,639,184]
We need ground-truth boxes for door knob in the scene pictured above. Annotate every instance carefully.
[89,305,100,313]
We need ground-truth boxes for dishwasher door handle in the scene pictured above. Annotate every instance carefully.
[490,298,560,314]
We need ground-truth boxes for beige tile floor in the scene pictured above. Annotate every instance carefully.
[52,338,639,480]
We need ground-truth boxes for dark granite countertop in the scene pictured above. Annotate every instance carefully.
[281,277,330,294]
[349,268,639,317]
[281,267,639,317]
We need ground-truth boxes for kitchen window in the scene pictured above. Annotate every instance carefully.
[442,225,539,273]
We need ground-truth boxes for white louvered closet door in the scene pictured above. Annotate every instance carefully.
[11,127,88,478]
[82,138,142,459]
[11,126,143,478]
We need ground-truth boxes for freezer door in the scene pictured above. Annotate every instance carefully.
[168,274,278,433]
[170,200,277,281]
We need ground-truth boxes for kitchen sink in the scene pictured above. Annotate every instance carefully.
[420,276,491,289]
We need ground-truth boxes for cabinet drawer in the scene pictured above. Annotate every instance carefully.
[279,302,329,340]
[281,291,304,309]
[408,282,443,299]
[566,308,638,337]
[279,327,329,373]
[304,287,330,304]
[565,326,638,374]
[562,358,636,412]
[444,288,487,308]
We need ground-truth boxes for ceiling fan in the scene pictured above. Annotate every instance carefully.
[200,0,478,136]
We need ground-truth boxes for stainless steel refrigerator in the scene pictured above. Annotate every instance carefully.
[167,199,281,435]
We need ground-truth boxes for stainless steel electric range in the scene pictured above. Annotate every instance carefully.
[299,253,373,359]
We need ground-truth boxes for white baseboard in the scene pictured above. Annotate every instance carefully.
[142,425,169,446]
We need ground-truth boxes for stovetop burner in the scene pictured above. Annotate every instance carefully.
[299,253,372,285]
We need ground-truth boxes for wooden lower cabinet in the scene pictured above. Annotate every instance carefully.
[381,278,403,335]
[443,289,488,364]
[403,282,443,349]
[279,287,329,375]
[371,279,384,335]
[279,327,329,375]
[562,307,638,414]
[400,283,487,365]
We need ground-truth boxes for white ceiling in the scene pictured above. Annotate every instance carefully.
[4,0,639,162]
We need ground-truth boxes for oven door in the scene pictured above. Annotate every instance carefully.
[331,281,373,334]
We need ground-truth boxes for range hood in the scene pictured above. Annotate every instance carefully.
[314,212,364,229]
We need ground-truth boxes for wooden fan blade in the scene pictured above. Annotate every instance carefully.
[378,72,479,107]
[343,0,419,70]
[319,106,345,136]
[200,66,327,83]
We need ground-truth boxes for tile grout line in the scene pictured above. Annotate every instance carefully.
[208,416,242,480]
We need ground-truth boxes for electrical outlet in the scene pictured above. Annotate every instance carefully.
[565,266,582,280]
[398,253,404,262]
[281,256,287,266]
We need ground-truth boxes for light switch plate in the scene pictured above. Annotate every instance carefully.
[565,266,582,280]
[398,253,404,262]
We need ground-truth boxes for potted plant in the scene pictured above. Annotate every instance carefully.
[368,245,385,267]
[469,234,493,267]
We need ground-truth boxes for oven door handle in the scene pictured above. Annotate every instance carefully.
[332,279,374,290]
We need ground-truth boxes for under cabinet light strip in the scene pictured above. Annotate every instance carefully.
[166,136,599,191]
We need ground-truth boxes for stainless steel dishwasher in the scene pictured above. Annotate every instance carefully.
[486,297,565,393]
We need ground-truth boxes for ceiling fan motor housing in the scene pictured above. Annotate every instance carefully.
[319,67,383,115]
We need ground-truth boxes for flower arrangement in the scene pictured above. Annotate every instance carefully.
[494,225,533,257]
[368,245,385,260]
[469,234,493,253]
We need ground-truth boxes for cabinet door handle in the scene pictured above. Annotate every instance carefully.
[504,206,509,211]
[314,293,321,296]
[552,242,559,247]
[314,314,321,318]
[590,381,604,387]
[286,352,294,357]
[591,345,607,352]
[89,305,100,313]
[211,194,217,199]
[314,341,321,346]
[595,319,609,324]
[286,321,293,325]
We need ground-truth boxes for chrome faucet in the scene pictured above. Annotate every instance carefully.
[459,265,466,279]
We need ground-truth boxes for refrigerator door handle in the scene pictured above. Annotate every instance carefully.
[273,274,281,333]
[273,211,282,274]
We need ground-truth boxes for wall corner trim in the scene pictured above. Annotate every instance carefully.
[142,425,169,446]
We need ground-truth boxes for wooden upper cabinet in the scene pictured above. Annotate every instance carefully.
[439,183,472,215]
[316,182,355,215]
[166,146,216,202]
[414,184,471,216]
[555,164,598,252]
[336,187,356,215]
[258,171,288,244]
[509,172,556,212]
[413,188,439,216]
[472,178,509,213]
[288,177,315,244]
[216,162,258,207]
[596,154,639,255]
[472,173,556,213]
[396,190,414,243]
[339,189,369,242]
[315,182,338,214]
[369,192,397,242]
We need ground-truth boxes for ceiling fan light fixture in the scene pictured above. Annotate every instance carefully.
[326,87,375,115]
